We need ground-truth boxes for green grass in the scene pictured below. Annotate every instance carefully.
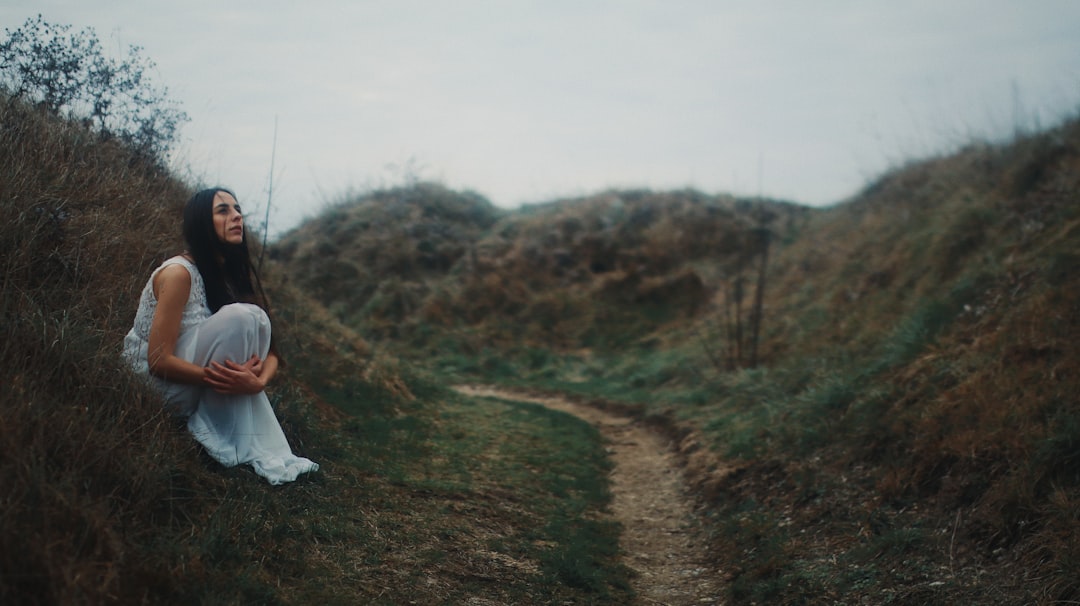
[434,392,634,601]
[126,376,637,605]
[258,351,636,603]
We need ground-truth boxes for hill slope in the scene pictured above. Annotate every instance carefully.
[275,187,809,353]
[276,116,1080,603]
[0,98,636,604]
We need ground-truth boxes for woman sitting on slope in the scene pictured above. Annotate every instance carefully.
[123,187,318,485]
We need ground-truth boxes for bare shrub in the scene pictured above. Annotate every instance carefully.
[0,15,188,163]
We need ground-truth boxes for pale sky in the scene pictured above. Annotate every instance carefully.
[4,1,1079,235]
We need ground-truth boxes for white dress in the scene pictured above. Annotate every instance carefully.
[123,256,319,485]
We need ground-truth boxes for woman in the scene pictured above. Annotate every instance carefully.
[123,187,318,485]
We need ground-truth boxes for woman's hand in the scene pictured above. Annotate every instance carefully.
[204,356,266,395]
[241,354,264,377]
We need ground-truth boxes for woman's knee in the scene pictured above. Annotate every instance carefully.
[198,304,274,360]
[214,303,270,328]
[201,303,272,350]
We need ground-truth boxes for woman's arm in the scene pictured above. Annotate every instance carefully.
[146,264,208,386]
[148,263,275,395]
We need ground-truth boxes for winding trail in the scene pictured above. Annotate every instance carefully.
[455,386,723,606]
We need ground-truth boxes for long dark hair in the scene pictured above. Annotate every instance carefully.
[183,187,280,359]
[179,189,278,358]
[182,187,269,312]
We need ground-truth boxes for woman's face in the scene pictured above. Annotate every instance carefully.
[212,191,244,245]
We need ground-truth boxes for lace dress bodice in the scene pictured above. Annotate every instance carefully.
[123,256,211,374]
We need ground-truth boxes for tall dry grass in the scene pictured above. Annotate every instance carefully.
[0,96,201,602]
[681,118,1080,604]
[0,96,346,604]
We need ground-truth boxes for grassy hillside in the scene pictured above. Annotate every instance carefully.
[5,53,1077,601]
[0,98,635,604]
[675,126,1080,604]
[277,116,1080,603]
[276,187,809,357]
[270,184,502,336]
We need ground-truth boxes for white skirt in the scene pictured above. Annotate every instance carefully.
[158,303,318,485]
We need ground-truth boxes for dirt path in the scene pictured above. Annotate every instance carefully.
[455,386,723,606]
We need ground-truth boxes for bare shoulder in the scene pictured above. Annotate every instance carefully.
[153,262,192,300]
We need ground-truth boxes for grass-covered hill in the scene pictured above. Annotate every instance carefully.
[274,116,1080,603]
[1,97,639,604]
[275,186,810,353]
[270,184,503,334]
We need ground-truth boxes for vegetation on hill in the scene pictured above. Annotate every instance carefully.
[4,17,1077,602]
[0,94,633,604]
[275,115,1080,603]
[271,183,501,335]
[275,187,810,361]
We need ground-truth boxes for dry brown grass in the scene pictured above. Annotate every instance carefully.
[677,119,1080,604]
[0,97,355,603]
[0,97,213,603]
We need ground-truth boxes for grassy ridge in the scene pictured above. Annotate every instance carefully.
[275,187,810,353]
[0,97,632,604]
[286,114,1080,603]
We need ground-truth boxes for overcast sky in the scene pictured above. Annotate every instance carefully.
[4,1,1080,235]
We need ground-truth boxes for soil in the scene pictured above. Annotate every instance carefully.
[456,386,724,605]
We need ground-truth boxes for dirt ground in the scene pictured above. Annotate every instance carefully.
[456,386,724,606]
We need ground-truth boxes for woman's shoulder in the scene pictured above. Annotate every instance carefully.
[149,255,185,277]
[152,255,198,290]
[152,255,198,279]
[153,260,192,292]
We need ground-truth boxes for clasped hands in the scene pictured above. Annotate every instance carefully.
[203,354,266,395]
